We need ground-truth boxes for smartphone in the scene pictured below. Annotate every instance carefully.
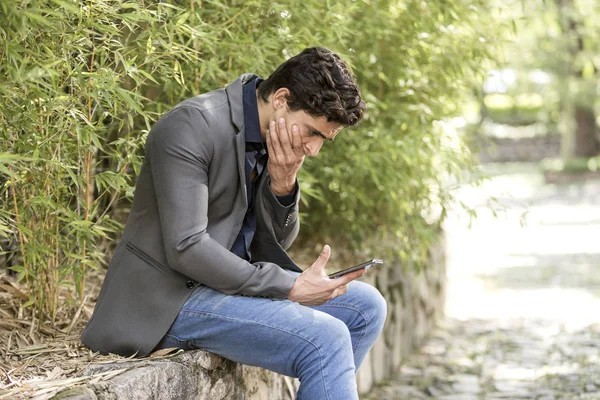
[328,259,383,279]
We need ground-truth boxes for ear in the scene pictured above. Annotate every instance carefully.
[271,87,290,110]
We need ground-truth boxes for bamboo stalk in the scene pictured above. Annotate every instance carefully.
[8,165,28,286]
[222,5,249,27]
[54,216,60,322]
[40,130,54,325]
[93,161,130,222]
[192,0,200,93]
[81,1,97,302]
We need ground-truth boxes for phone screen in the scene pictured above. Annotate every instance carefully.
[327,259,383,279]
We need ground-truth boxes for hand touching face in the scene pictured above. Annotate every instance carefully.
[265,117,304,195]
[264,113,342,195]
[272,110,342,157]
[266,87,342,157]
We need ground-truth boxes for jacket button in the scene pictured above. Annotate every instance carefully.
[186,280,197,289]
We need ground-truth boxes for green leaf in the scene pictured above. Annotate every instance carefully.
[22,10,52,26]
[49,0,80,13]
[116,87,144,113]
[138,69,159,84]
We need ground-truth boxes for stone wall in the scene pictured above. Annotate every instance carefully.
[356,238,446,393]
[54,351,299,400]
[475,134,561,163]
[53,236,446,399]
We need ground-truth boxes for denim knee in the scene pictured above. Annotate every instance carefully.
[295,315,354,370]
[364,285,388,334]
[314,315,353,354]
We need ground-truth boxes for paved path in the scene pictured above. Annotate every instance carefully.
[366,164,600,400]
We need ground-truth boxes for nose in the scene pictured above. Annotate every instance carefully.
[305,141,323,157]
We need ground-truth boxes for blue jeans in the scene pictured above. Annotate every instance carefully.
[154,272,387,400]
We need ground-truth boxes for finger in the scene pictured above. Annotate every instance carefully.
[310,244,331,276]
[334,267,367,287]
[291,125,304,157]
[265,126,280,166]
[331,284,348,299]
[265,123,273,152]
[269,119,284,158]
[277,117,292,154]
[267,120,281,158]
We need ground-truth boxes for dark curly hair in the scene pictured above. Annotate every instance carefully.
[258,47,366,127]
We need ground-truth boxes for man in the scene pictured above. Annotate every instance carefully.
[82,47,387,399]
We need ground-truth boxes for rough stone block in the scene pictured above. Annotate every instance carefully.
[239,365,297,400]
[371,335,388,383]
[357,347,373,393]
[94,363,204,400]
[391,300,404,372]
[52,387,97,400]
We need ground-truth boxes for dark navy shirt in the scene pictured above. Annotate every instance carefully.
[230,77,295,261]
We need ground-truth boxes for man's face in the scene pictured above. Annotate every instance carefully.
[273,108,342,157]
[267,87,343,157]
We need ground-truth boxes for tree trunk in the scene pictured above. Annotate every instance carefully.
[556,0,599,160]
[574,106,600,157]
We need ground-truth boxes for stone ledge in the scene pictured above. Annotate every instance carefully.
[52,350,232,400]
[52,350,296,400]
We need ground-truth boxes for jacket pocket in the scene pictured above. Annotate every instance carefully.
[125,242,167,273]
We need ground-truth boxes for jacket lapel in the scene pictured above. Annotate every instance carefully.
[225,74,258,212]
[235,127,248,207]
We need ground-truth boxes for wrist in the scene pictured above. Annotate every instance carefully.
[270,179,295,196]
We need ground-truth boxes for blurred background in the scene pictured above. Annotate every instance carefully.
[369,0,600,397]
[1,0,599,398]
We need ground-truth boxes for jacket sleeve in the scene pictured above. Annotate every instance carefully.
[257,176,300,250]
[146,107,296,299]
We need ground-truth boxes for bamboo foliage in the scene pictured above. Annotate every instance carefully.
[0,0,507,323]
[0,0,211,321]
[296,0,505,262]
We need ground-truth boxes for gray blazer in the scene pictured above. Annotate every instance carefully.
[81,74,303,357]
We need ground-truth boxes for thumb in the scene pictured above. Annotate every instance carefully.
[311,244,331,275]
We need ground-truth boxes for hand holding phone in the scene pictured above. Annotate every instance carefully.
[328,259,383,279]
[287,246,380,306]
